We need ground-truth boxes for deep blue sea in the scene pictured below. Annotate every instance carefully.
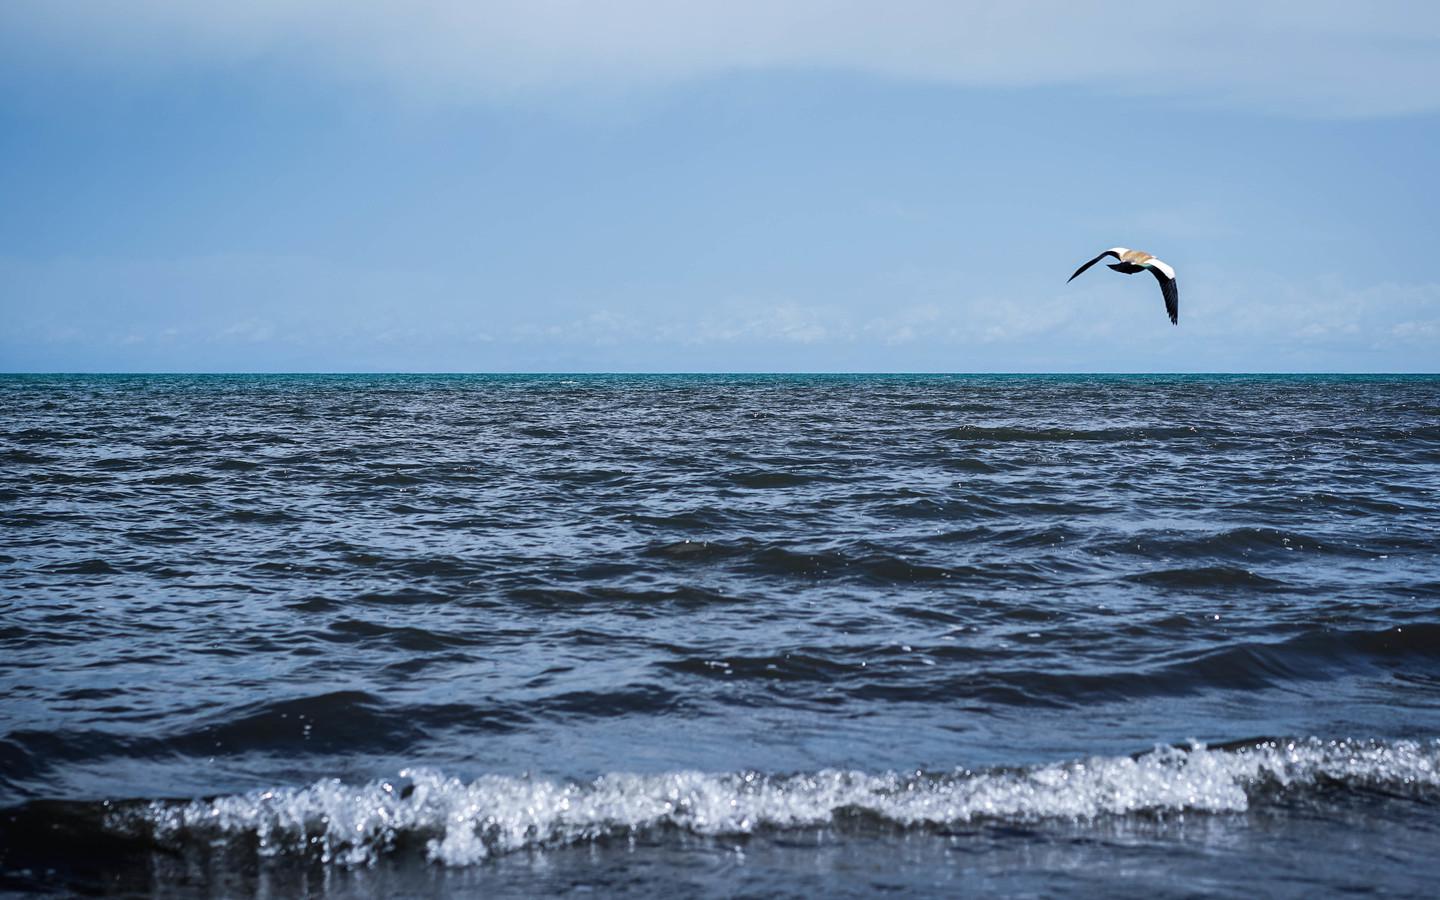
[2,374,1439,897]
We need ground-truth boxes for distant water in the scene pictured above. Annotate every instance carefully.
[2,374,1438,897]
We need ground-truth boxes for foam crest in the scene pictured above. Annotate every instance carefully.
[131,738,1439,867]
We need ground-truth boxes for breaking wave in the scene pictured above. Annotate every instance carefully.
[110,738,1439,867]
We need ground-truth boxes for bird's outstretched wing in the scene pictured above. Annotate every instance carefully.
[1067,248,1124,282]
[1146,262,1179,325]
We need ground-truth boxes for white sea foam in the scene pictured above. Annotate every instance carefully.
[133,739,1440,867]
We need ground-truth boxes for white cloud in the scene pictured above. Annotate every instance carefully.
[1187,273,1440,346]
[3,253,1438,371]
[4,1,1440,116]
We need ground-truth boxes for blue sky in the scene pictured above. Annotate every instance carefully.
[2,2,1438,372]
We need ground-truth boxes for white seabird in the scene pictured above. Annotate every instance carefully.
[1068,247,1179,325]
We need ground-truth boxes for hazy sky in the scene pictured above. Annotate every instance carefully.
[3,1,1438,372]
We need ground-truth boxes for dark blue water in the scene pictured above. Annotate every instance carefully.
[2,374,1439,896]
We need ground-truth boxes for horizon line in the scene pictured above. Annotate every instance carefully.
[3,371,1438,378]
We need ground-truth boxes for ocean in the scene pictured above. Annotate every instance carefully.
[2,374,1438,897]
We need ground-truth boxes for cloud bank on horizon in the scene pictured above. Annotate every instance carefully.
[6,1,1440,115]
[1,1,1438,371]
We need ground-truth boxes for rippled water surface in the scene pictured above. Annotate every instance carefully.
[2,374,1439,896]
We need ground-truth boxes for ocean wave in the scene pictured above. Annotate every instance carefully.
[1126,565,1288,590]
[83,738,1440,867]
[1103,526,1388,560]
[940,424,1208,443]
[656,624,1440,705]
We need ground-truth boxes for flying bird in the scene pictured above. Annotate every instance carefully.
[1067,248,1179,325]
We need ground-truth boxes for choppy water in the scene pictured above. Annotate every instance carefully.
[2,374,1439,896]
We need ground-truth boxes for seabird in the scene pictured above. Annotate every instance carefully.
[1067,247,1179,325]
